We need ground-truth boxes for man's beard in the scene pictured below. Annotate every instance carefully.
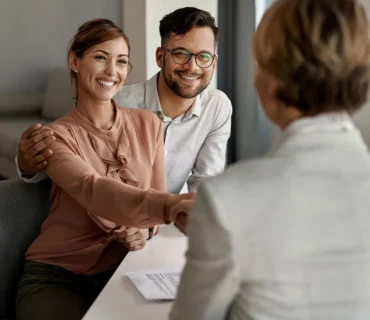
[163,59,212,99]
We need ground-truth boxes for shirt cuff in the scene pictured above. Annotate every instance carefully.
[15,155,47,183]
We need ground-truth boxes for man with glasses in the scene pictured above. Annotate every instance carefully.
[16,7,232,195]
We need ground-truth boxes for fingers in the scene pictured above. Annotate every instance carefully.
[118,227,139,238]
[114,228,147,251]
[126,240,145,251]
[117,232,141,243]
[114,227,141,242]
[165,192,196,221]
[174,213,188,235]
[21,123,42,140]
[130,243,145,251]
[168,196,195,233]
[33,161,48,172]
[181,192,196,200]
[19,130,55,156]
[23,146,54,169]
[170,199,194,221]
[114,225,127,233]
[28,134,56,158]
[18,127,55,173]
[32,148,52,164]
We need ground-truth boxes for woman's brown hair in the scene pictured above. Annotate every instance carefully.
[254,0,370,114]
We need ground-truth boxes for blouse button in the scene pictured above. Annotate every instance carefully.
[108,132,112,137]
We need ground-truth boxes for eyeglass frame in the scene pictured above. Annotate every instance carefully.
[161,47,217,69]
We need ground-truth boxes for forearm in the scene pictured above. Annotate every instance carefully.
[48,167,167,227]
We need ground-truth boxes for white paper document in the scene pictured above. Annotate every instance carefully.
[125,267,182,300]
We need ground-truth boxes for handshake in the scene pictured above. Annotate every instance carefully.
[165,192,196,235]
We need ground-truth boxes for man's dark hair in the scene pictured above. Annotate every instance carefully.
[159,7,218,46]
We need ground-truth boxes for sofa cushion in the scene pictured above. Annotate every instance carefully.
[0,157,20,179]
[0,116,49,161]
[0,93,43,116]
[0,179,51,319]
[42,68,75,120]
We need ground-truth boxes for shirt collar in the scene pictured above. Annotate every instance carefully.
[185,95,201,119]
[144,72,202,121]
[268,111,363,156]
[285,111,355,135]
[144,73,162,115]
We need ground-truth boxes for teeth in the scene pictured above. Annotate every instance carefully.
[98,79,115,87]
[180,74,197,81]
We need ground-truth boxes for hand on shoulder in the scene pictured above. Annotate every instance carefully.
[17,123,55,176]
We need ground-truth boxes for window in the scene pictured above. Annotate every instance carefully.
[255,0,273,26]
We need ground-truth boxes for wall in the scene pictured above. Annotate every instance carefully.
[352,0,370,146]
[122,0,147,86]
[0,0,122,94]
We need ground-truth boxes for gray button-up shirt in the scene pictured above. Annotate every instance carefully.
[114,74,232,193]
[17,73,232,194]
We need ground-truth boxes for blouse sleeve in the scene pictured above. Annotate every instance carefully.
[44,126,168,228]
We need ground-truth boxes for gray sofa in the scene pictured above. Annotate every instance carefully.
[0,68,75,179]
[0,178,51,319]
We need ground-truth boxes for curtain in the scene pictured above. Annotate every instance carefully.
[217,0,277,164]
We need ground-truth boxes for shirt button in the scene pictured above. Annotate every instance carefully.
[108,132,112,137]
[164,149,168,155]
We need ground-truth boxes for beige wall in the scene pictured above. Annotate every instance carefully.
[0,0,122,94]
[122,0,146,86]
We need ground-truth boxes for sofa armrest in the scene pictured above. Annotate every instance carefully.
[0,93,44,116]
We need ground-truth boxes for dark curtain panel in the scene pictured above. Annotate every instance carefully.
[217,0,276,165]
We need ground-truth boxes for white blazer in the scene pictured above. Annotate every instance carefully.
[170,112,370,320]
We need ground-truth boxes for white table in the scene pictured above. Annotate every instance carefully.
[83,225,187,320]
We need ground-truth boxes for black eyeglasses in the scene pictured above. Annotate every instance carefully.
[162,47,216,68]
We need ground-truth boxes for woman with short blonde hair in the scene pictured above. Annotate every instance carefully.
[171,1,370,319]
[254,0,370,117]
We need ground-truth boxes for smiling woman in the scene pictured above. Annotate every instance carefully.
[15,18,194,320]
[68,19,132,113]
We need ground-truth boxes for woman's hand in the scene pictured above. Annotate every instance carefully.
[165,193,196,235]
[114,227,149,251]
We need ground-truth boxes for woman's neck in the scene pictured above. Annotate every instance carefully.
[76,98,115,130]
